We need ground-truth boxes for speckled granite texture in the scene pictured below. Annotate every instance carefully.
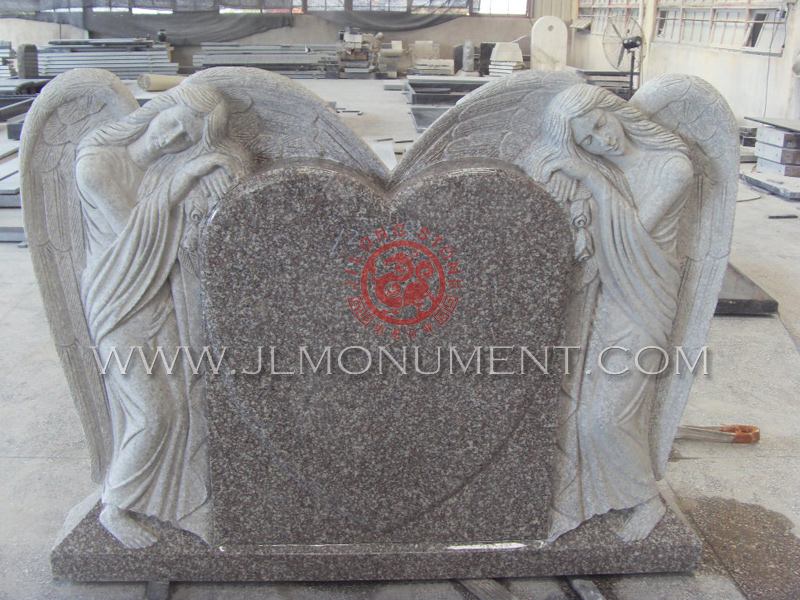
[202,159,571,546]
[51,500,701,581]
[51,159,703,581]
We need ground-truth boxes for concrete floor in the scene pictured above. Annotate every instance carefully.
[1,79,799,599]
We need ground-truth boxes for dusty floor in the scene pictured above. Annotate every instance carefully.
[0,79,798,599]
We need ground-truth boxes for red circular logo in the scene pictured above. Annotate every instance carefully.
[342,223,462,338]
[361,240,445,326]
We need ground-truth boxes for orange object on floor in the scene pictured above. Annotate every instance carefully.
[720,425,761,443]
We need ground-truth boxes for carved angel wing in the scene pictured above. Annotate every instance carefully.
[391,70,582,185]
[185,67,389,183]
[20,68,140,482]
[395,71,737,484]
[630,75,739,479]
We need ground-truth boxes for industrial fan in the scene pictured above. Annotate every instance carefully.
[602,16,646,95]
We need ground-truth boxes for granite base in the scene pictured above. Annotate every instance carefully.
[52,498,701,582]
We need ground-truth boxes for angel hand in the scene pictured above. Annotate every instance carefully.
[553,158,595,182]
[199,166,236,201]
[169,154,229,207]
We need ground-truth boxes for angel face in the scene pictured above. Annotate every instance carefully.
[144,105,205,159]
[570,108,627,157]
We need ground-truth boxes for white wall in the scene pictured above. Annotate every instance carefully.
[569,29,609,71]
[647,40,800,122]
[0,18,86,49]
[569,6,800,122]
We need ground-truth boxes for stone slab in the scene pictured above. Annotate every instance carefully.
[0,225,24,243]
[51,500,701,582]
[0,194,19,207]
[755,126,800,149]
[740,171,800,200]
[407,75,488,85]
[530,17,568,71]
[757,157,800,177]
[407,91,467,106]
[490,43,523,64]
[755,141,800,165]
[715,263,778,315]
[410,106,448,132]
[747,116,800,134]
[202,159,571,547]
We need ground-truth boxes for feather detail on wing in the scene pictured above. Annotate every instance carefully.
[395,70,737,482]
[392,70,582,185]
[20,68,140,482]
[630,74,739,479]
[185,67,388,184]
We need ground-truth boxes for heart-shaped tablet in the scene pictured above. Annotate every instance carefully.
[202,159,572,545]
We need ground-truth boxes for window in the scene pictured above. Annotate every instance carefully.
[172,0,215,10]
[576,0,641,35]
[353,0,406,9]
[572,7,593,29]
[90,1,130,11]
[40,0,84,11]
[744,9,786,53]
[745,10,768,46]
[131,6,173,13]
[711,9,747,47]
[592,7,608,30]
[411,0,468,10]
[655,1,787,55]
[473,0,527,16]
[681,9,711,44]
[411,0,470,12]
[16,0,509,17]
[656,8,680,41]
[306,0,344,8]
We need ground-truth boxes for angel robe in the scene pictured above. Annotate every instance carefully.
[77,144,210,542]
[549,150,687,539]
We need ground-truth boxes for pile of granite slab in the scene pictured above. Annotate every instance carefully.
[193,43,340,79]
[38,38,178,78]
[741,116,800,199]
[0,42,16,78]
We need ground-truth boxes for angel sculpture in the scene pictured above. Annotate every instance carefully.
[21,67,387,549]
[394,71,738,542]
[537,83,695,541]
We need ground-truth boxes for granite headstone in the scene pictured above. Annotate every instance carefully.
[20,67,741,583]
[203,160,569,546]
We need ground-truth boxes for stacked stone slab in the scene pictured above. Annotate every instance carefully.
[0,42,16,78]
[489,42,524,77]
[16,44,37,79]
[756,126,800,177]
[38,38,178,78]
